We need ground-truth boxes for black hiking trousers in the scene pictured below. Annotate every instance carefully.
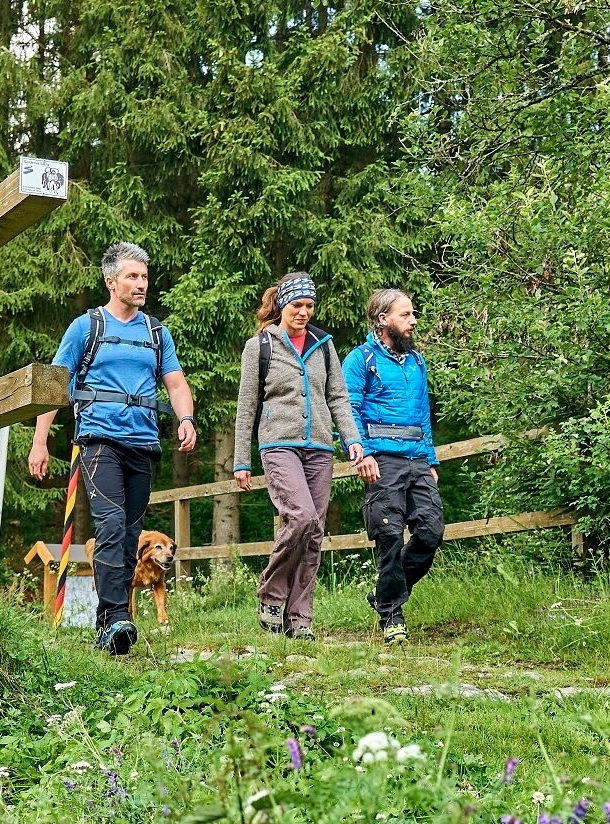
[79,439,161,630]
[364,454,444,628]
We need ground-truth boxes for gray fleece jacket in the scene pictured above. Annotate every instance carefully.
[233,323,361,471]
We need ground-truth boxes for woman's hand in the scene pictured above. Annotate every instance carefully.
[234,470,252,491]
[348,443,364,465]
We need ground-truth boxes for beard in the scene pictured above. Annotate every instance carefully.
[386,324,415,354]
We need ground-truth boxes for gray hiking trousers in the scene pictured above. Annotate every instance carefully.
[258,448,334,630]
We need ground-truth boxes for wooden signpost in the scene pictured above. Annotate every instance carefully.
[0,157,68,247]
[0,158,70,426]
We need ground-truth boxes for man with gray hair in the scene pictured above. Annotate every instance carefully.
[28,242,196,655]
[342,289,444,644]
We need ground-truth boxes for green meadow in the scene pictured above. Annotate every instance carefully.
[3,536,610,823]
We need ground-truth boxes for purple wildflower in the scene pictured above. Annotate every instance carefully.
[286,737,303,770]
[301,724,318,739]
[111,746,123,765]
[503,757,519,783]
[63,779,77,790]
[539,815,563,824]
[161,749,174,768]
[501,817,523,824]
[105,769,127,800]
[171,738,181,754]
[603,802,610,824]
[162,805,171,817]
[569,799,590,823]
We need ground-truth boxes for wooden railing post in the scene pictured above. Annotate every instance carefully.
[571,526,589,558]
[174,499,191,589]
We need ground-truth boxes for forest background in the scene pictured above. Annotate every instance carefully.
[1,0,610,578]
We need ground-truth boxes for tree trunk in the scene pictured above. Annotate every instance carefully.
[325,497,342,536]
[212,423,239,569]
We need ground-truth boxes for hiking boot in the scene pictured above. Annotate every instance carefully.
[366,591,378,612]
[285,624,316,641]
[94,620,138,655]
[383,623,408,645]
[258,602,283,633]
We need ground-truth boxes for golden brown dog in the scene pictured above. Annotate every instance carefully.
[84,530,177,624]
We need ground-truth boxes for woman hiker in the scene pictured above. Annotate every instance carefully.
[233,272,363,640]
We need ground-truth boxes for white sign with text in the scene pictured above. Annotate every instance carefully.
[19,156,69,199]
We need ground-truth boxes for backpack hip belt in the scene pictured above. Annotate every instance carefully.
[72,388,172,415]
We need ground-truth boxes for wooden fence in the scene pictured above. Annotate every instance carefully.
[149,430,583,582]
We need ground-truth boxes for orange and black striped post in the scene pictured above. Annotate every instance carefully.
[53,443,80,628]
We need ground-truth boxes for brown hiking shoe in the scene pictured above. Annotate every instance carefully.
[258,602,283,633]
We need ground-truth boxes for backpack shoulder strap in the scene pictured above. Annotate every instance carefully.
[144,313,164,383]
[322,340,330,372]
[76,307,106,388]
[253,331,273,437]
[258,330,273,389]
[358,343,376,395]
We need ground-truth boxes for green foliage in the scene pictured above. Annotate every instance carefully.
[6,556,610,821]
[390,0,610,537]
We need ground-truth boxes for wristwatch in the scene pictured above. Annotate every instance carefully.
[179,415,196,427]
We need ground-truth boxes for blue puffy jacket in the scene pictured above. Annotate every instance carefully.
[342,333,438,465]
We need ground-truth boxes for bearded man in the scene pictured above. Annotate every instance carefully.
[342,289,444,644]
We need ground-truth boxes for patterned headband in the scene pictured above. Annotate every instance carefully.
[277,277,317,310]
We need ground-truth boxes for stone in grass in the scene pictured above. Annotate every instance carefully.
[329,696,409,738]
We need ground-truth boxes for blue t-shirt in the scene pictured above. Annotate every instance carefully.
[53,309,182,446]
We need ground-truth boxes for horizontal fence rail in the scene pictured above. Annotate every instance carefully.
[146,429,584,582]
[149,429,546,505]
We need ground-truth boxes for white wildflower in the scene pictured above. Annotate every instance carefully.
[54,681,77,691]
[435,740,444,748]
[0,767,9,779]
[532,791,545,805]
[362,752,375,764]
[375,750,388,762]
[130,770,139,779]
[46,715,63,727]
[352,749,363,762]
[270,683,286,692]
[358,732,393,753]
[395,744,425,763]
[71,761,92,774]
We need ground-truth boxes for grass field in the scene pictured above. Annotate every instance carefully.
[2,536,610,823]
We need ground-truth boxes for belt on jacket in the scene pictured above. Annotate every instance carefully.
[367,423,423,440]
[72,389,173,415]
